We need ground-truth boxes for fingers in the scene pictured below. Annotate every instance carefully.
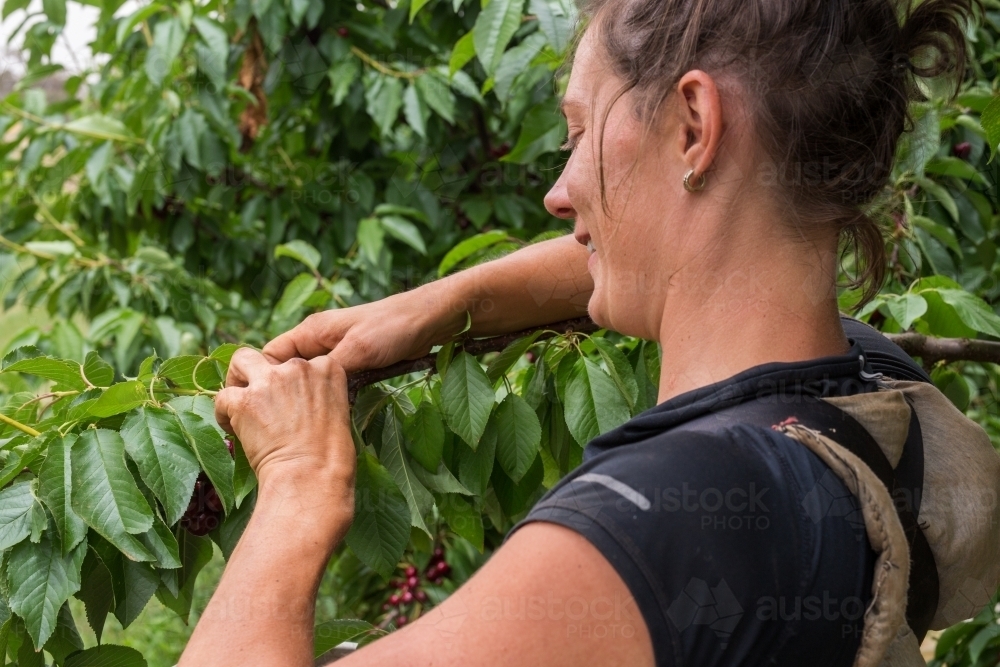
[226,348,274,388]
[262,313,340,364]
[214,386,245,435]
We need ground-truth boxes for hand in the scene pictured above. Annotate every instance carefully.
[261,289,464,372]
[214,349,356,494]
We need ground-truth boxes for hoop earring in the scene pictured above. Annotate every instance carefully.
[683,169,706,193]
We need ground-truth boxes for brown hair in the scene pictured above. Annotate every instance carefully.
[580,0,980,305]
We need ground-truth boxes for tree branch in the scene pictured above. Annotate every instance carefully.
[885,333,1000,366]
[346,317,1000,401]
[346,316,598,400]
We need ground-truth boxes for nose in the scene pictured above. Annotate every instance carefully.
[544,171,576,220]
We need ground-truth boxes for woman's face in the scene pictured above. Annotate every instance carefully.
[544,28,703,339]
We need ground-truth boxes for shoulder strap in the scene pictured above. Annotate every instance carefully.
[677,396,939,641]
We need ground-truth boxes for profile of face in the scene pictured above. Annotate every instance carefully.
[544,27,753,340]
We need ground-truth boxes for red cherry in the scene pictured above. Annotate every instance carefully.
[382,603,392,611]
[401,591,413,603]
[415,590,427,602]
[433,547,444,558]
[337,27,349,37]
[953,142,972,160]
[388,594,400,605]
[407,576,419,588]
[405,565,417,577]
[205,487,223,513]
[224,438,235,457]
[396,616,407,627]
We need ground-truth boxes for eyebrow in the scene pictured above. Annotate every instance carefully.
[559,97,586,117]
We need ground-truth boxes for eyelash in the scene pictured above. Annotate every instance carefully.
[560,132,581,152]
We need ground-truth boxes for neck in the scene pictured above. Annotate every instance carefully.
[654,224,849,404]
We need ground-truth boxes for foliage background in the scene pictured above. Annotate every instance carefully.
[1,0,1000,664]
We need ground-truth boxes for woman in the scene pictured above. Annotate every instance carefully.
[182,0,977,664]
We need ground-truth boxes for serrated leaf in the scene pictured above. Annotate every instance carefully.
[486,331,542,384]
[82,352,114,388]
[529,0,576,53]
[89,381,148,418]
[154,532,213,623]
[70,430,155,562]
[62,115,132,143]
[439,494,483,552]
[145,17,186,86]
[314,619,377,658]
[937,289,1000,337]
[494,393,541,482]
[503,97,566,163]
[415,71,456,123]
[37,435,87,555]
[591,337,639,410]
[564,357,631,445]
[274,240,321,272]
[138,515,181,569]
[412,461,471,495]
[885,294,928,331]
[173,409,235,514]
[381,407,433,536]
[76,547,114,643]
[0,481,35,551]
[440,352,495,449]
[213,489,255,560]
[7,533,86,648]
[404,402,445,472]
[473,0,524,76]
[403,84,428,138]
[345,452,410,580]
[43,603,83,665]
[121,407,201,527]
[2,356,86,390]
[157,356,223,391]
[65,644,148,667]
[457,414,497,496]
[981,94,1000,162]
[364,73,404,137]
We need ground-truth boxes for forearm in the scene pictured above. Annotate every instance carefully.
[416,234,593,341]
[178,471,353,667]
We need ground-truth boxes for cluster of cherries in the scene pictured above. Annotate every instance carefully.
[382,548,452,627]
[180,438,234,536]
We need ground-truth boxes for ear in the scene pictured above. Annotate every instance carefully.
[673,71,723,179]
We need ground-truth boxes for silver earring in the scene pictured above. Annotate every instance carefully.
[683,169,706,193]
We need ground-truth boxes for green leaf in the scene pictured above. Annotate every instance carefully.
[491,452,543,518]
[64,645,148,667]
[914,176,959,222]
[76,547,115,643]
[502,97,566,163]
[529,0,576,53]
[494,393,541,482]
[345,452,410,580]
[314,619,376,658]
[37,435,88,555]
[457,413,497,496]
[145,17,187,86]
[357,216,386,265]
[154,532,213,623]
[138,515,182,569]
[449,31,477,76]
[937,289,1000,337]
[381,408,433,536]
[381,215,427,254]
[564,357,631,445]
[409,0,432,21]
[932,367,971,412]
[173,409,235,514]
[415,71,456,123]
[0,481,35,551]
[43,603,83,665]
[214,489,255,560]
[3,355,86,390]
[274,240,321,272]
[968,622,1000,662]
[486,331,542,384]
[440,352,495,449]
[438,230,508,277]
[896,104,939,176]
[473,0,524,76]
[591,337,639,410]
[70,430,155,562]
[910,215,960,255]
[364,73,404,137]
[193,16,229,89]
[157,355,222,391]
[884,294,928,330]
[89,381,149,418]
[981,93,1000,162]
[82,351,114,388]
[7,533,86,648]
[439,494,483,551]
[62,115,132,143]
[272,273,320,324]
[403,83,429,138]
[404,402,445,472]
[42,0,66,25]
[411,461,472,495]
[329,58,361,106]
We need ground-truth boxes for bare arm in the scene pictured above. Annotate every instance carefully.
[262,234,592,369]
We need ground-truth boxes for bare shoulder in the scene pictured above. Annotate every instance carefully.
[335,522,655,667]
